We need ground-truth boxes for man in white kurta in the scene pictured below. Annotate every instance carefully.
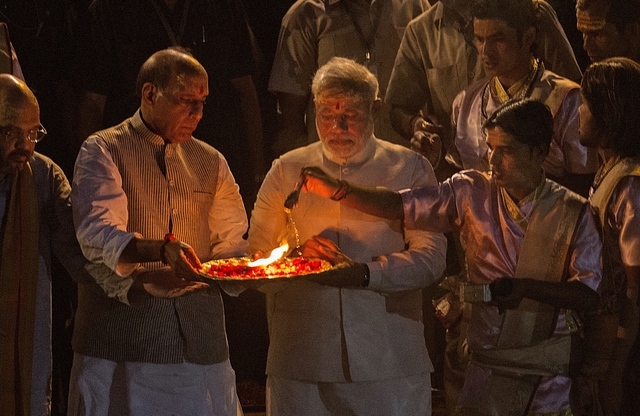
[250,57,447,415]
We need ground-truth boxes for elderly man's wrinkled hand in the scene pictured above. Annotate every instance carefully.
[133,268,209,300]
[299,235,354,266]
[163,240,204,281]
[297,236,366,288]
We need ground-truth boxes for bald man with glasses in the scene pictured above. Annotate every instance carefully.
[0,74,97,416]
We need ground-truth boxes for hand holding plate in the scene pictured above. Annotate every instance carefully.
[162,238,204,282]
[298,236,367,287]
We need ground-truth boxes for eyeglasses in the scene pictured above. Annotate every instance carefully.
[1,125,47,144]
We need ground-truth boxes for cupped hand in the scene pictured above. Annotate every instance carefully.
[299,235,354,266]
[163,240,204,281]
[134,268,209,300]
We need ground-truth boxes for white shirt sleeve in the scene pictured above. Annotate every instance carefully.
[72,136,139,278]
[208,153,250,260]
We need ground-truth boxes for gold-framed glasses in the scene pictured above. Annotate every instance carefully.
[1,125,47,144]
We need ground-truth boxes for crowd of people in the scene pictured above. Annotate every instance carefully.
[1,0,639,415]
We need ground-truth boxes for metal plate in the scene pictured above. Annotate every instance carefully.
[199,257,332,281]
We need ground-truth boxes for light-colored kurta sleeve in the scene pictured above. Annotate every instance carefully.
[208,154,250,260]
[565,206,603,291]
[247,158,295,294]
[401,176,461,235]
[551,88,598,176]
[72,136,138,278]
[247,156,295,256]
[366,155,447,293]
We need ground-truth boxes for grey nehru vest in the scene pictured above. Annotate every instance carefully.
[74,112,229,365]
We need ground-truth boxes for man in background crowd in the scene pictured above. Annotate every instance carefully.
[268,0,430,155]
[576,0,640,63]
[386,0,582,181]
[579,57,640,415]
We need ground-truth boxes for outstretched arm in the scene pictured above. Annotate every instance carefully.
[490,277,600,313]
[300,166,404,220]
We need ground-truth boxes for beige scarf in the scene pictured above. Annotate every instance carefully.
[0,162,40,416]
[471,182,585,414]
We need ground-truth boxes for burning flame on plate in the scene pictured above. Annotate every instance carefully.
[248,243,289,267]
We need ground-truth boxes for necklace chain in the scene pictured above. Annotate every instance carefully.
[480,58,542,129]
[501,178,545,231]
[592,155,622,191]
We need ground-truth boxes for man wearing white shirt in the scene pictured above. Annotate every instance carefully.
[68,48,248,416]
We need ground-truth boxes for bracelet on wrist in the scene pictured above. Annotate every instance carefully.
[160,233,177,264]
[330,180,350,201]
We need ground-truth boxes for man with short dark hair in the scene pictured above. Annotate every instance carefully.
[576,0,640,63]
[76,0,264,210]
[386,0,582,173]
[68,48,248,415]
[0,74,90,416]
[299,99,604,415]
[428,0,598,197]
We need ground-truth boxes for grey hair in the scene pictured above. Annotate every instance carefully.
[312,57,379,105]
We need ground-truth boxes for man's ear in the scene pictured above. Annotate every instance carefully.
[141,82,157,105]
[533,143,548,163]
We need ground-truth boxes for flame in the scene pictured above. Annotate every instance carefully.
[248,243,289,267]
